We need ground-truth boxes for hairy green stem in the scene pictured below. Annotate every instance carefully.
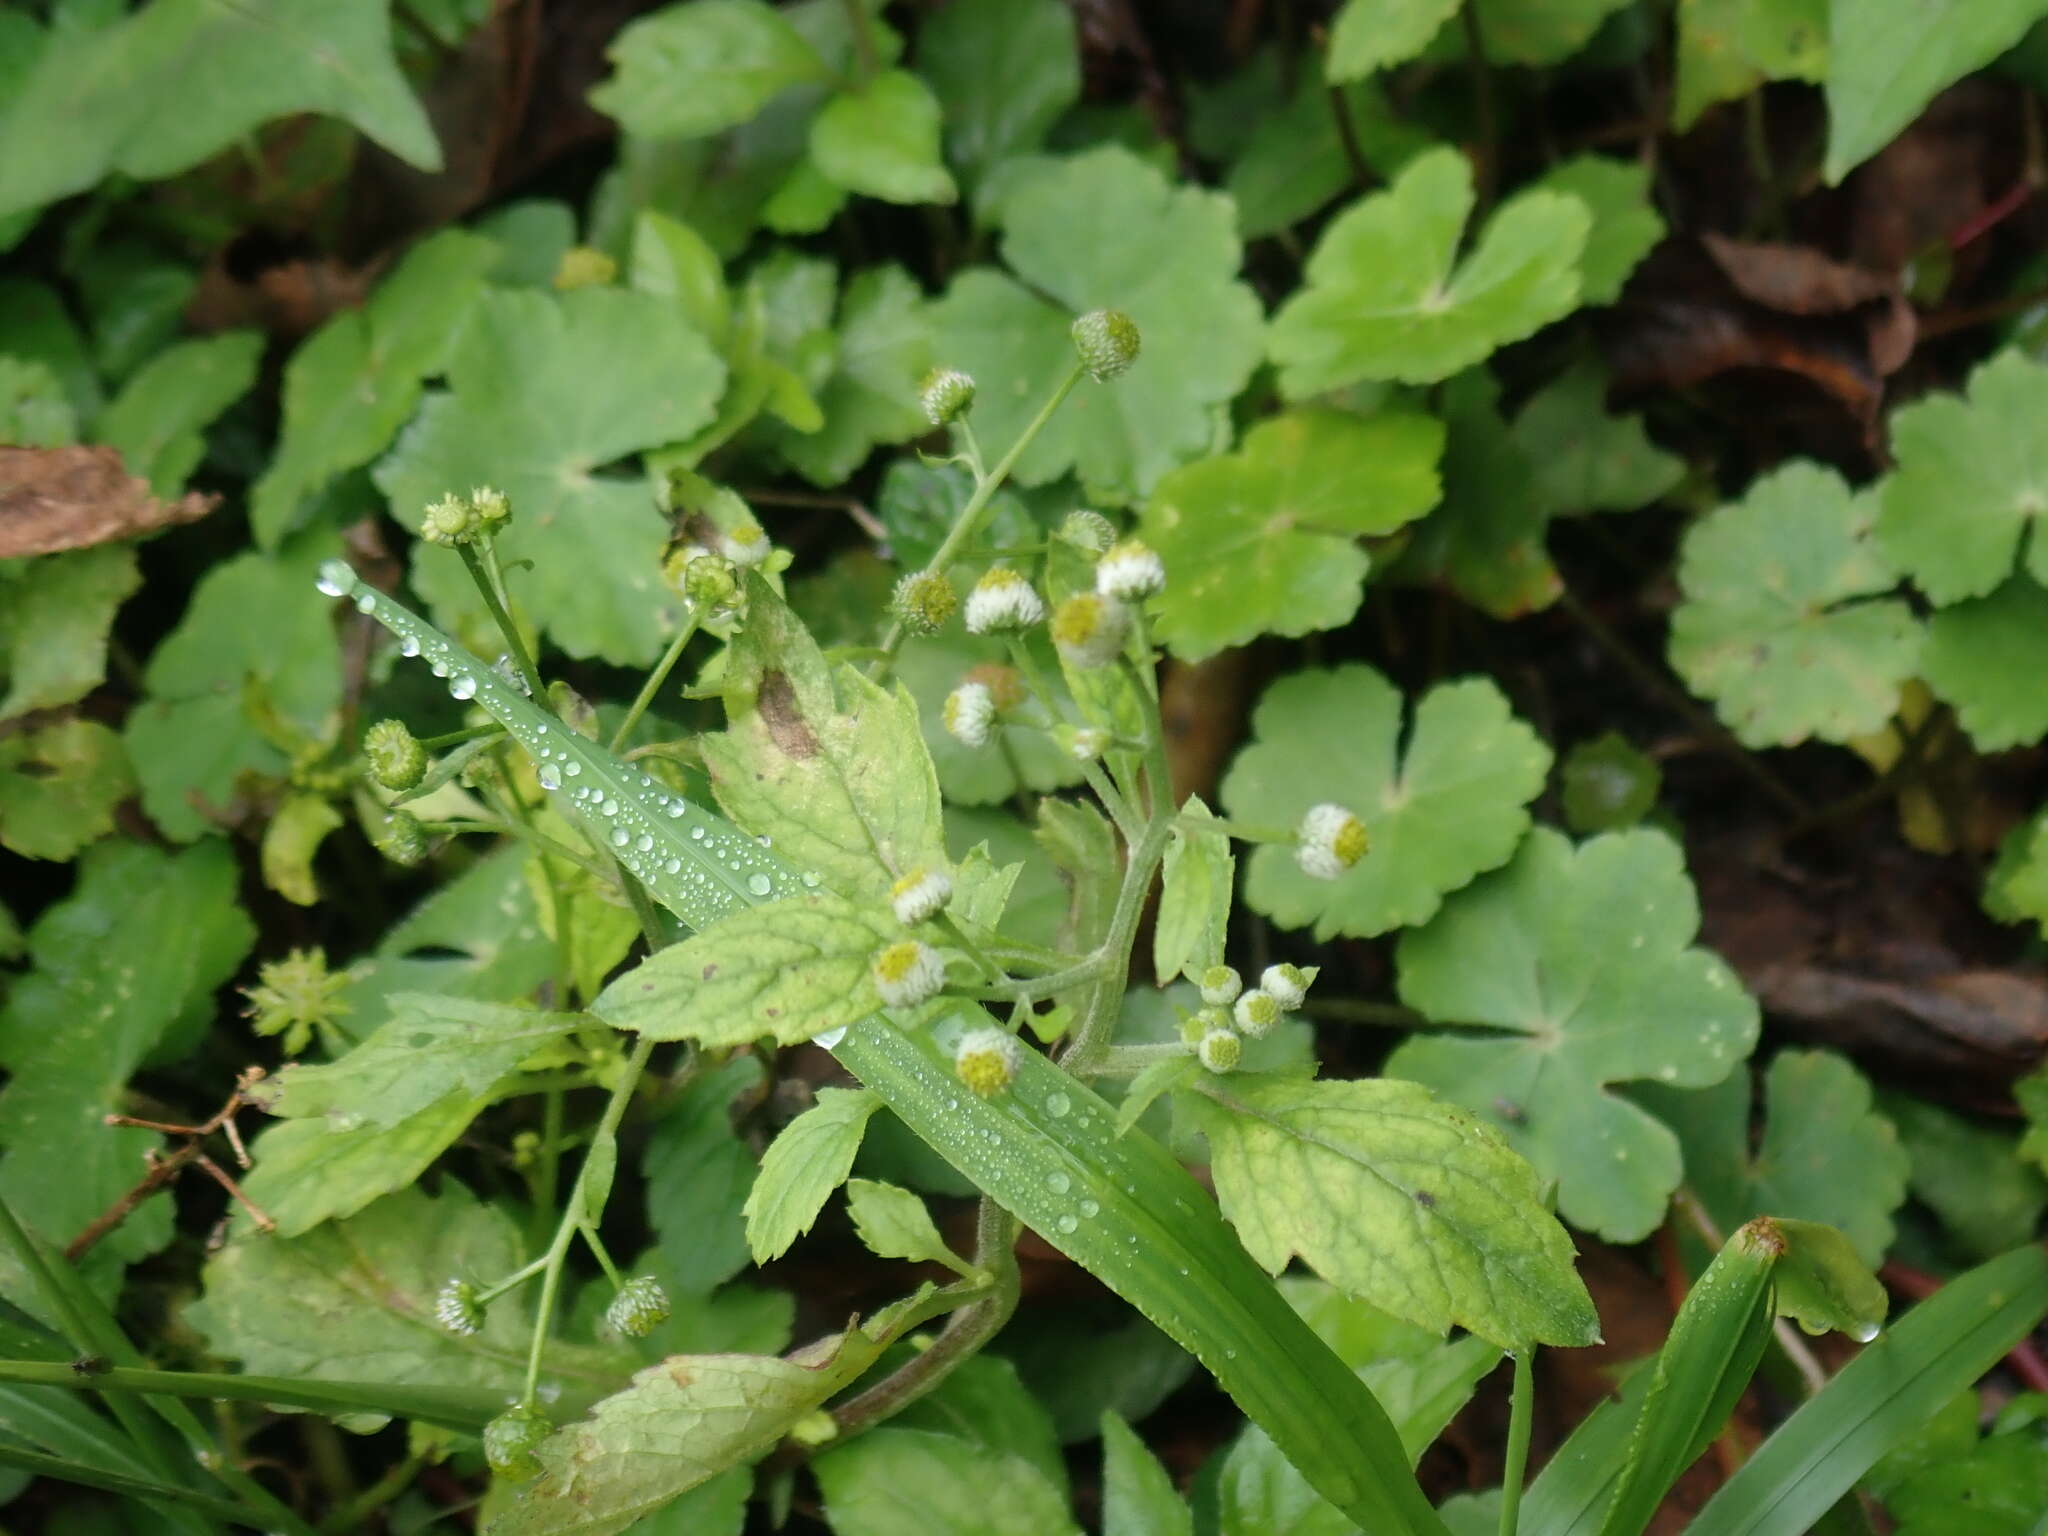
[1090,1041,1192,1078]
[1061,811,1175,1072]
[414,819,616,883]
[610,614,701,752]
[1499,1348,1535,1535]
[459,543,545,701]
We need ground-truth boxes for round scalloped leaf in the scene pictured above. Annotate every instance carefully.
[1986,803,2048,936]
[1875,349,2048,606]
[1140,408,1444,661]
[1511,357,1683,514]
[1389,827,1760,1242]
[1268,146,1588,395]
[1921,574,2048,751]
[809,70,958,206]
[1669,461,1921,747]
[929,145,1264,502]
[1222,664,1550,939]
[588,0,829,140]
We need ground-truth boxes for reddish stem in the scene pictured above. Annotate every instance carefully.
[1882,1259,2048,1392]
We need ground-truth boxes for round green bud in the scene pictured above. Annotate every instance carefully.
[920,367,976,426]
[470,485,511,530]
[433,1278,483,1336]
[1181,1004,1229,1046]
[604,1275,671,1339]
[483,1404,553,1483]
[419,494,474,546]
[788,1409,840,1447]
[1056,509,1117,554]
[1199,965,1242,1007]
[1071,309,1141,381]
[1198,1027,1242,1074]
[363,718,427,792]
[892,569,959,635]
[1261,963,1315,1010]
[376,809,429,868]
[679,552,740,614]
[241,947,352,1056]
[1233,988,1283,1039]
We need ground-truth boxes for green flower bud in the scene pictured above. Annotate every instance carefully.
[1056,509,1117,554]
[1071,308,1140,380]
[892,569,958,635]
[363,718,427,791]
[376,810,429,867]
[483,1404,553,1482]
[1053,723,1111,762]
[1181,1004,1229,1046]
[1261,963,1316,1010]
[1198,1026,1242,1074]
[604,1275,671,1339]
[470,485,511,530]
[1199,965,1242,1007]
[241,947,352,1057]
[433,1278,483,1336]
[419,494,473,546]
[919,367,976,426]
[1233,988,1283,1039]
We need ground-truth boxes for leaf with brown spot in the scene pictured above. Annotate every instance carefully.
[0,445,216,557]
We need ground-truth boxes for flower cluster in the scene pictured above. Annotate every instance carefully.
[418,486,511,547]
[1188,964,1318,1073]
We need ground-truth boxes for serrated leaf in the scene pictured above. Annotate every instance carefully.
[745,1087,882,1262]
[1637,1049,1909,1270]
[1217,1419,1362,1536]
[1390,827,1761,1242]
[1824,0,2048,183]
[92,330,261,495]
[645,1055,765,1295]
[816,1424,1083,1536]
[0,842,252,1267]
[377,286,725,666]
[703,575,946,904]
[1920,574,2048,751]
[1101,1411,1193,1536]
[1670,461,1921,748]
[0,718,133,861]
[1881,1093,2048,1262]
[1477,0,1637,65]
[1512,357,1684,514]
[1986,805,2048,938]
[1674,0,1827,130]
[191,1183,622,1416]
[920,0,1079,189]
[844,1178,958,1268]
[1141,408,1445,661]
[1876,349,2048,606]
[0,0,439,223]
[1269,146,1588,395]
[1883,1414,2048,1536]
[1224,664,1551,939]
[345,843,560,1016]
[1153,795,1233,984]
[1193,1074,1598,1349]
[1327,0,1461,78]
[594,892,898,1047]
[0,547,139,720]
[251,229,499,548]
[765,264,931,486]
[588,0,828,139]
[811,69,957,205]
[241,1099,489,1238]
[494,1302,926,1536]
[930,144,1265,501]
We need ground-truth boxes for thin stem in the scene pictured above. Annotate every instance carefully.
[318,1448,429,1536]
[1461,0,1498,208]
[459,543,544,700]
[414,819,617,883]
[1328,85,1371,191]
[521,1036,658,1406]
[1060,811,1175,1072]
[936,911,1004,982]
[840,0,877,81]
[610,614,701,752]
[417,723,505,750]
[1089,1042,1193,1078]
[1498,1349,1535,1536]
[475,1255,552,1307]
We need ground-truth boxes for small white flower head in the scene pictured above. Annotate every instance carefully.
[1072,308,1141,380]
[942,681,995,748]
[1050,591,1131,669]
[721,521,772,567]
[1197,1026,1242,1074]
[1260,963,1316,1011]
[965,566,1047,635]
[434,1278,484,1335]
[920,367,976,426]
[1056,509,1117,554]
[469,485,511,530]
[1054,723,1111,763]
[890,865,953,926]
[1199,964,1242,1007]
[604,1275,671,1339]
[1296,802,1368,881]
[953,1026,1023,1097]
[872,939,946,1008]
[1234,988,1283,1038]
[891,569,958,635]
[1096,538,1165,601]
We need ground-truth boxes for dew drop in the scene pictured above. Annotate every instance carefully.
[565,761,581,776]
[636,834,654,852]
[815,1025,848,1049]
[602,800,619,817]
[666,801,686,818]
[1043,1091,1071,1118]
[664,858,682,874]
[1045,1171,1071,1195]
[610,828,630,848]
[399,635,421,657]
[537,763,562,790]
[690,826,706,841]
[746,872,773,897]
[1079,1198,1099,1218]
[801,872,821,888]
[449,674,477,701]
[429,659,448,677]
[314,561,352,597]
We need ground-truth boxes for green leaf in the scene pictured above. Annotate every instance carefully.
[1390,827,1761,1242]
[1639,1049,1908,1270]
[0,842,253,1267]
[901,630,1086,807]
[346,844,560,1016]
[0,718,133,861]
[1986,804,2048,938]
[844,1178,961,1269]
[1824,0,2048,183]
[496,1303,928,1536]
[1674,0,1828,130]
[589,0,828,139]
[0,279,100,423]
[251,228,499,548]
[1009,1315,1193,1445]
[594,892,899,1047]
[1881,1094,2048,1262]
[1920,575,2048,750]
[1216,1420,1365,1536]
[1141,408,1445,661]
[811,70,957,204]
[645,1055,764,1295]
[93,329,261,494]
[1269,146,1589,395]
[1511,357,1684,513]
[191,1183,622,1416]
[0,0,439,222]
[1224,663,1551,939]
[1153,795,1233,984]
[1688,1245,2048,1536]
[240,1100,489,1239]
[0,548,140,720]
[260,790,343,906]
[745,1087,882,1262]
[1670,462,1921,748]
[1327,0,1460,78]
[378,286,726,665]
[0,356,74,445]
[920,0,1079,189]
[702,576,946,905]
[77,243,200,384]
[1102,1412,1192,1536]
[765,265,931,486]
[1477,0,1637,65]
[1561,731,1662,834]
[1193,1074,1598,1349]
[930,145,1265,501]
[1212,65,1432,240]
[816,1424,1083,1536]
[1876,349,2048,606]
[1883,1413,2048,1536]
[1772,1218,1888,1341]
[888,1343,1068,1493]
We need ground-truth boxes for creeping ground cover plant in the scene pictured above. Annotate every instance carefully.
[7,3,2048,1534]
